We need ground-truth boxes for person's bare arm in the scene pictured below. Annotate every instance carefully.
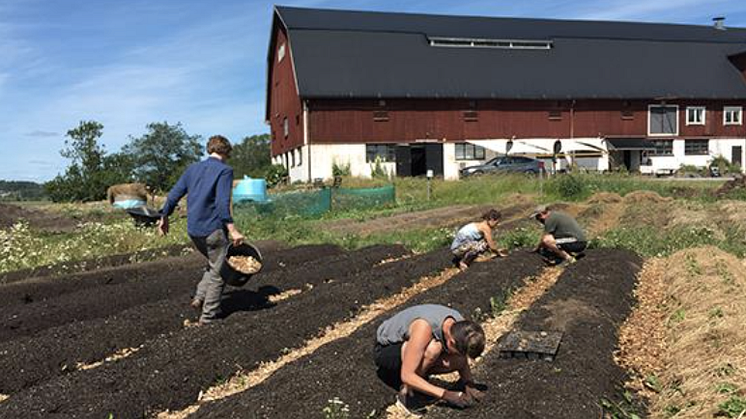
[401,320,464,404]
[479,224,507,256]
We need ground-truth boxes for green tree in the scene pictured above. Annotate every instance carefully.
[123,122,202,192]
[229,134,271,178]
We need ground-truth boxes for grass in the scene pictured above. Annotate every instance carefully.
[1,172,739,274]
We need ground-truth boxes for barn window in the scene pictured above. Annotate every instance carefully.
[463,111,478,122]
[724,106,743,125]
[296,114,300,125]
[650,139,673,156]
[429,37,552,50]
[648,105,679,136]
[366,144,396,162]
[548,110,562,120]
[283,117,289,138]
[455,143,486,160]
[297,147,302,166]
[291,149,296,167]
[621,102,634,120]
[373,110,389,122]
[684,139,709,155]
[686,107,705,125]
[278,43,286,62]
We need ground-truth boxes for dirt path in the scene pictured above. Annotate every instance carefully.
[319,195,535,237]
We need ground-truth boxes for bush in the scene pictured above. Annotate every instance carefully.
[370,156,389,179]
[264,164,289,188]
[709,155,741,175]
[551,174,588,200]
[332,161,351,177]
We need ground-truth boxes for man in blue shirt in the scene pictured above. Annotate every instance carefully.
[158,135,245,324]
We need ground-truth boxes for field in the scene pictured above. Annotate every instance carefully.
[1,174,745,418]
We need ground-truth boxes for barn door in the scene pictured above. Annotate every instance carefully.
[425,143,444,176]
[396,145,411,177]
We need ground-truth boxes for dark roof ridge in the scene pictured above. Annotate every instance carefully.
[275,4,746,35]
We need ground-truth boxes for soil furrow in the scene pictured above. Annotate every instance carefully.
[0,245,407,395]
[0,248,450,418]
[428,249,642,419]
[0,243,334,308]
[192,251,545,419]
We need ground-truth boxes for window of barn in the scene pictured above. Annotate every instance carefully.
[648,105,679,136]
[650,139,674,156]
[455,143,486,160]
[684,139,709,155]
[686,107,706,125]
[724,106,743,125]
[373,110,389,122]
[366,144,396,162]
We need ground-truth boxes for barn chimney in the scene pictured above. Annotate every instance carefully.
[713,17,726,30]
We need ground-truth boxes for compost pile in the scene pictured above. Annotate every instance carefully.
[227,256,262,274]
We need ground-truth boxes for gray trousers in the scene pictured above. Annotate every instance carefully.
[190,229,229,323]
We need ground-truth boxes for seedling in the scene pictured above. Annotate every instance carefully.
[716,383,738,394]
[599,397,641,419]
[717,363,736,377]
[669,308,686,325]
[717,396,746,418]
[472,307,486,323]
[644,374,662,393]
[663,404,681,417]
[709,307,724,320]
[684,254,702,276]
[322,397,350,419]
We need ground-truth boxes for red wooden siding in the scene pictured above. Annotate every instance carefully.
[268,25,304,157]
[306,99,746,143]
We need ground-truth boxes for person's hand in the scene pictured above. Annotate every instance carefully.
[157,217,169,236]
[464,384,485,403]
[442,390,474,409]
[229,230,245,246]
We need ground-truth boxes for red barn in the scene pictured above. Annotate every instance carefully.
[266,6,746,181]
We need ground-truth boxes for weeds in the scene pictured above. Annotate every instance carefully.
[322,397,350,419]
[599,390,642,419]
[717,396,746,418]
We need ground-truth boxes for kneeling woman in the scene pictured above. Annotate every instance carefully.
[374,304,486,414]
[451,209,506,270]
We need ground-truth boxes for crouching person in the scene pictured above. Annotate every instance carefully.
[374,304,486,415]
[451,209,507,270]
[531,205,587,265]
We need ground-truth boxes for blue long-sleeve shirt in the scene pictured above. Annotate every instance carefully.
[160,157,234,237]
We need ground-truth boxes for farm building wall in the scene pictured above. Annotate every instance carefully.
[306,99,746,143]
[268,23,304,158]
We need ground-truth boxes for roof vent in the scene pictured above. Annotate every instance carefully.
[713,16,726,30]
[428,37,552,50]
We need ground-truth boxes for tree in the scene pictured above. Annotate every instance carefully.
[229,134,271,179]
[60,121,106,175]
[123,122,203,192]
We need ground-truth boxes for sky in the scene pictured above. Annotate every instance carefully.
[1,0,746,182]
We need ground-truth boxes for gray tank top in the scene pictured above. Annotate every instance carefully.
[376,304,464,346]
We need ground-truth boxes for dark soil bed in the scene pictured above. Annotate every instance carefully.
[0,244,406,395]
[428,249,642,419]
[0,248,450,418]
[0,242,357,343]
[0,202,82,233]
[194,251,545,418]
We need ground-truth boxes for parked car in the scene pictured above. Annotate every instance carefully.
[460,155,545,177]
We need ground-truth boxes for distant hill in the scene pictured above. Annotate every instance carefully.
[0,180,47,201]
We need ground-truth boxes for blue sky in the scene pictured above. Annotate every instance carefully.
[1,0,745,181]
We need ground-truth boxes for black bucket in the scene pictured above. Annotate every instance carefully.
[125,206,162,227]
[220,243,263,287]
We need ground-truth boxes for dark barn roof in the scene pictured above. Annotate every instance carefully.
[273,6,746,100]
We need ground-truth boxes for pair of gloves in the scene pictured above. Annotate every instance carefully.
[442,382,485,409]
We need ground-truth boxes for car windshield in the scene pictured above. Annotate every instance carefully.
[487,157,503,165]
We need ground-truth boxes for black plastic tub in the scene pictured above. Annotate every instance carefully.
[221,243,264,287]
[125,206,162,226]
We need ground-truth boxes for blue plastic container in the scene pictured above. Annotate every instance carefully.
[233,176,268,203]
